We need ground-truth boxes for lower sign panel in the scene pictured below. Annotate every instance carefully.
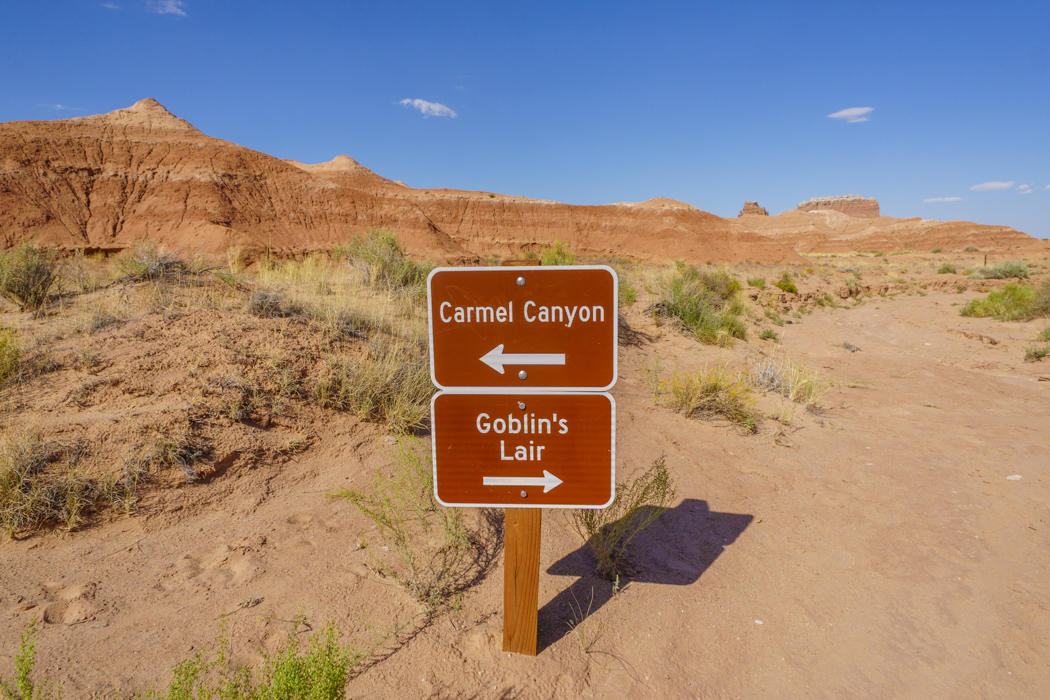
[432,392,615,508]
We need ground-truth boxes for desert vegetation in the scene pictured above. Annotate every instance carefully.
[328,438,501,614]
[571,455,677,580]
[654,263,748,346]
[960,281,1050,321]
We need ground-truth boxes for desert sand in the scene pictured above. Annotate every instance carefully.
[0,247,1048,699]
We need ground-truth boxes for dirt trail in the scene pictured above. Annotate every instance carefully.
[2,283,1048,698]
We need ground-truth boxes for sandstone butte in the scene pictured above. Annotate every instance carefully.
[0,98,1043,262]
[0,99,801,264]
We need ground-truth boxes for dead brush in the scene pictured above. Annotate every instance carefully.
[749,354,828,410]
[571,455,677,580]
[115,240,198,282]
[328,438,500,613]
[0,430,96,535]
[247,286,299,318]
[141,428,211,483]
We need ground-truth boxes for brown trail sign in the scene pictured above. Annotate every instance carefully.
[431,391,615,508]
[426,264,618,656]
[427,266,618,391]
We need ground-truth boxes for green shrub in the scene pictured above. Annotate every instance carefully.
[759,329,780,343]
[0,619,58,700]
[1037,328,1050,343]
[930,247,943,253]
[937,263,957,274]
[657,266,746,346]
[1025,346,1049,362]
[960,283,1043,321]
[570,455,677,579]
[773,272,798,294]
[335,230,432,294]
[0,243,61,313]
[747,277,766,289]
[979,261,1029,280]
[540,241,576,266]
[5,618,365,700]
[964,246,979,252]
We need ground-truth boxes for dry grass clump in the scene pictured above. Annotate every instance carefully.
[0,423,212,535]
[656,264,747,347]
[329,439,499,612]
[0,243,61,313]
[335,230,432,297]
[937,263,957,274]
[315,342,433,434]
[655,366,758,433]
[749,355,829,410]
[960,282,1050,322]
[571,455,677,579]
[0,325,21,385]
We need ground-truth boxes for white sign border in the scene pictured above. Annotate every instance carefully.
[430,390,616,509]
[426,265,619,393]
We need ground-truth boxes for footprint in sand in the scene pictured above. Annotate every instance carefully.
[29,582,101,625]
[165,543,260,592]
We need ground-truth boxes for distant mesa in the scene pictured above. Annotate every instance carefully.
[738,201,769,217]
[798,194,880,218]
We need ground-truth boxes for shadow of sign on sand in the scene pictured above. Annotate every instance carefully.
[539,498,753,651]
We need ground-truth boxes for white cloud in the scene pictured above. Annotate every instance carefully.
[924,196,963,203]
[399,99,457,118]
[147,1,186,16]
[1045,185,1050,190]
[1019,189,1033,195]
[40,104,84,111]
[970,181,1015,191]
[827,107,874,123]
[1018,183,1034,194]
[100,2,120,8]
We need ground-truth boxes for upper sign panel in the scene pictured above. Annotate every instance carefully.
[427,266,618,390]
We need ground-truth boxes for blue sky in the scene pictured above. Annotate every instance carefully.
[3,1,1048,237]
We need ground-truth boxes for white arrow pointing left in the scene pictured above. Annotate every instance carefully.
[480,344,566,374]
[483,470,564,493]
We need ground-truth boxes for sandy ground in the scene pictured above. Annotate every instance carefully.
[1,261,1049,699]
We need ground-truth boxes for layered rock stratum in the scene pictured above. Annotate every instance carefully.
[798,195,881,218]
[739,201,769,216]
[0,99,800,263]
[739,208,1043,254]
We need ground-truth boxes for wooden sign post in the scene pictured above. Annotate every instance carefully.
[426,262,618,656]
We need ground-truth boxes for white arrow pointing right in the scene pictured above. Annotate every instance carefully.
[479,344,566,374]
[483,470,564,493]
